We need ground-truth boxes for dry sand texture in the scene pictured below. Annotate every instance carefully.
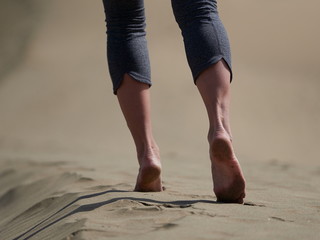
[0,0,320,239]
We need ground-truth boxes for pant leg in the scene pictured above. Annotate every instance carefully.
[171,0,233,82]
[102,0,151,94]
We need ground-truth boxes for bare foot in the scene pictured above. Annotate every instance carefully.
[134,149,163,192]
[209,131,246,203]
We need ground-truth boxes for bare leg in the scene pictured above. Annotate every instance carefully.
[117,74,163,192]
[196,60,246,203]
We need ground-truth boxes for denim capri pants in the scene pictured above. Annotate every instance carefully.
[102,0,232,94]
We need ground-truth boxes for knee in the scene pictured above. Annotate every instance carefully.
[171,0,218,28]
[104,0,146,39]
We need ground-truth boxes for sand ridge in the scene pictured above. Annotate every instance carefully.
[0,159,319,239]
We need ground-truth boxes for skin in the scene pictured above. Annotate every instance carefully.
[117,60,246,203]
[117,76,163,192]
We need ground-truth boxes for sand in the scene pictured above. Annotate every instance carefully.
[0,0,320,239]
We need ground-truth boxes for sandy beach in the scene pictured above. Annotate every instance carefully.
[0,0,320,239]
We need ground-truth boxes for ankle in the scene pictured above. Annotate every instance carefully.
[208,127,232,145]
[136,142,160,164]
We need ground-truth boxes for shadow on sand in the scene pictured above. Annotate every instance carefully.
[13,188,225,240]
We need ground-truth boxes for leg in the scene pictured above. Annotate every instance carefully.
[172,0,245,203]
[117,75,162,192]
[103,0,162,191]
[196,61,245,203]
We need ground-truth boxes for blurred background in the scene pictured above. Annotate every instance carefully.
[0,0,319,167]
